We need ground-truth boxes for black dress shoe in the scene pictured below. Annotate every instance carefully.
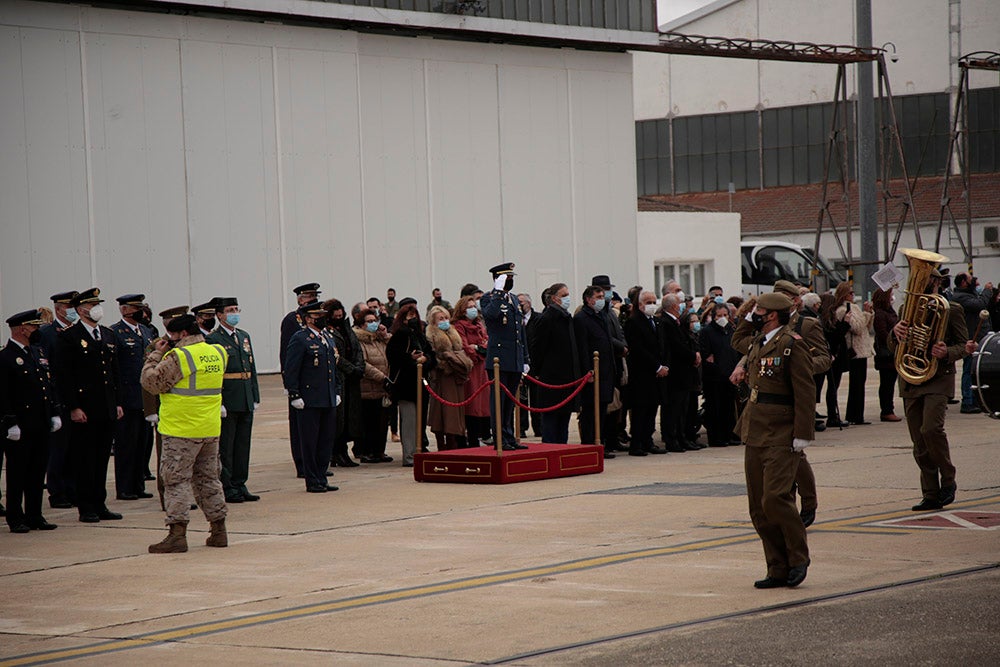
[947,398,960,405]
[603,450,616,459]
[729,438,743,446]
[826,419,850,428]
[241,489,260,502]
[664,443,685,453]
[98,509,122,520]
[512,443,529,450]
[800,509,816,528]
[79,514,100,523]
[646,446,667,454]
[938,484,956,507]
[786,564,808,587]
[502,444,518,451]
[627,449,648,457]
[360,456,379,463]
[325,469,335,476]
[324,484,339,492]
[847,420,871,426]
[116,493,138,501]
[306,485,327,493]
[136,491,154,499]
[9,523,31,534]
[960,405,982,414]
[814,422,827,432]
[753,576,787,589]
[225,492,244,503]
[912,498,943,511]
[379,455,394,462]
[28,519,58,530]
[337,455,360,468]
[49,499,73,509]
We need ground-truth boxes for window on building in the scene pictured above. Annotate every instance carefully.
[654,261,708,297]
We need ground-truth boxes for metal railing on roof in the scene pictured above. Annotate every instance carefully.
[649,32,883,64]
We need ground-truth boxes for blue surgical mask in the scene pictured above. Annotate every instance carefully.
[65,308,79,323]
[437,320,451,331]
[560,296,571,311]
[692,322,701,333]
[466,307,478,320]
[366,321,379,333]
[714,296,725,304]
[594,298,606,312]
[976,285,984,295]
[226,313,240,327]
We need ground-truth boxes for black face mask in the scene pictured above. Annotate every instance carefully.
[407,319,421,332]
[504,276,514,291]
[132,310,149,325]
[750,313,766,331]
[202,317,216,331]
[28,329,41,346]
[313,316,329,330]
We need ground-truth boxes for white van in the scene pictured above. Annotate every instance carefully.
[741,241,845,296]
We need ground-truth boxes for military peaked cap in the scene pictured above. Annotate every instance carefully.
[297,300,326,317]
[489,262,516,278]
[213,297,238,311]
[50,291,79,304]
[190,301,217,315]
[116,293,146,306]
[158,305,189,321]
[6,309,45,327]
[293,283,321,295]
[71,287,103,307]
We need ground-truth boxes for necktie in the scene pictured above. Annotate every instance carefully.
[93,328,100,342]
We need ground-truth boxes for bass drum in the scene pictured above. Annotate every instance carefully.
[973,331,1000,418]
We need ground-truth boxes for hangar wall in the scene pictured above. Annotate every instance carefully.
[0,1,638,371]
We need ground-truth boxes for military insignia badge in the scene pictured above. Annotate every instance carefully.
[16,357,24,366]
[81,340,88,349]
[242,338,251,353]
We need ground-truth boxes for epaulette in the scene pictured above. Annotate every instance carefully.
[789,332,803,341]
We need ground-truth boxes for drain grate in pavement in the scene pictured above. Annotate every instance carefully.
[592,482,747,497]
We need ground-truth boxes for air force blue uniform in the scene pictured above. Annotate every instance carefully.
[481,277,529,449]
[283,327,339,490]
[109,319,154,498]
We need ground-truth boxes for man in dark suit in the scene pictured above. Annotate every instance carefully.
[207,297,261,503]
[279,282,322,479]
[574,285,617,457]
[56,288,124,523]
[1,310,62,533]
[284,302,340,493]
[517,292,542,438]
[109,294,155,501]
[700,301,741,447]
[527,283,581,444]
[623,291,668,456]
[658,293,701,452]
[38,290,79,509]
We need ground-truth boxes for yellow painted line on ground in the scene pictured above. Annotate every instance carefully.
[5,494,999,666]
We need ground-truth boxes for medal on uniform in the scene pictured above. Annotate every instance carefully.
[16,357,24,366]
[243,339,251,353]
[81,340,88,349]
[314,356,319,367]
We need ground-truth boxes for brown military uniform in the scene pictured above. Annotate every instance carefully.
[889,302,969,502]
[738,324,815,580]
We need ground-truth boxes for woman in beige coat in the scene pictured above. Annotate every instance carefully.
[835,285,875,425]
[425,306,473,450]
[354,308,394,463]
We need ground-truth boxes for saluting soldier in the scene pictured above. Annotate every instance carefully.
[735,292,815,589]
[109,294,155,501]
[38,290,79,509]
[142,305,189,510]
[280,282,322,478]
[1,310,63,533]
[480,262,530,451]
[55,288,124,524]
[284,301,340,493]
[207,297,261,504]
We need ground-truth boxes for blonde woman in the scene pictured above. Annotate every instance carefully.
[425,306,473,450]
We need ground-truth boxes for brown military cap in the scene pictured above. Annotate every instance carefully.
[758,292,794,311]
[773,280,800,298]
[158,305,189,321]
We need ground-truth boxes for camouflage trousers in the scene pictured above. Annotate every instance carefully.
[160,436,227,526]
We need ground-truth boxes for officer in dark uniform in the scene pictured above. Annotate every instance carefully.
[109,294,155,501]
[481,262,530,451]
[735,292,814,589]
[192,300,218,337]
[38,290,79,509]
[284,301,340,493]
[207,297,261,503]
[55,288,124,523]
[280,282,322,478]
[1,310,62,532]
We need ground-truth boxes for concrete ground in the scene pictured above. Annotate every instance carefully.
[1,373,998,666]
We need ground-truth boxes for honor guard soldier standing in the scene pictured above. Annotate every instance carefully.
[1,310,62,533]
[480,262,530,451]
[283,301,340,493]
[141,313,229,553]
[207,297,261,503]
[735,292,815,589]
[55,288,124,524]
[109,294,155,501]
[191,301,218,337]
[280,282,322,478]
[38,290,79,509]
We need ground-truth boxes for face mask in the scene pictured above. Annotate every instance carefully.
[407,319,421,331]
[692,322,701,333]
[715,316,729,328]
[714,296,725,305]
[676,291,685,303]
[437,320,451,331]
[87,304,104,323]
[132,310,149,325]
[976,285,984,295]
[314,316,329,330]
[643,304,658,317]
[366,321,379,333]
[560,296,571,311]
[466,307,478,320]
[750,312,765,331]
[475,299,481,309]
[678,303,686,315]
[226,313,240,327]
[593,298,606,312]
[65,308,79,323]
[504,276,514,291]
[28,328,41,345]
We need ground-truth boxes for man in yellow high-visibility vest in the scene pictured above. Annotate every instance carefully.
[140,313,229,553]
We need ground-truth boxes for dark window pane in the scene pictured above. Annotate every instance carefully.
[746,111,760,149]
[688,155,703,191]
[732,113,746,151]
[643,158,657,195]
[636,122,645,159]
[673,117,688,155]
[657,119,670,157]
[568,0,579,24]
[642,121,656,159]
[793,145,809,185]
[675,156,689,194]
[746,150,761,189]
[732,151,747,190]
[793,107,809,145]
[778,147,794,185]
[555,0,567,23]
[702,154,717,192]
[777,108,793,147]
[701,115,716,153]
[762,110,778,149]
[809,144,825,182]
[658,156,672,194]
[718,154,732,190]
[716,114,732,152]
[688,118,702,154]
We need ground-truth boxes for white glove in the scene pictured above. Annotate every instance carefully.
[221,405,228,418]
[336,395,342,407]
[494,275,507,291]
[290,398,305,410]
[7,425,21,441]
[145,413,160,424]
[50,416,62,433]
[523,363,530,374]
[792,438,812,452]
[253,402,260,412]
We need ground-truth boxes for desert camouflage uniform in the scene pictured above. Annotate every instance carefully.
[140,335,227,526]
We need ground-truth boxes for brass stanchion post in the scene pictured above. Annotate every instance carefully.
[514,380,522,445]
[593,351,600,447]
[493,357,502,455]
[415,360,424,460]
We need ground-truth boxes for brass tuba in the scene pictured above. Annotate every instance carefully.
[895,248,951,385]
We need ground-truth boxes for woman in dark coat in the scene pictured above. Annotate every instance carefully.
[385,304,436,466]
[821,287,852,428]
[871,287,901,422]
[700,302,740,446]
[528,284,582,444]
[324,299,364,467]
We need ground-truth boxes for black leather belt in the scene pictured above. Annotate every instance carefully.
[750,388,793,405]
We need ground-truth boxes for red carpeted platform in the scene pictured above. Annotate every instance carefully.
[413,443,604,484]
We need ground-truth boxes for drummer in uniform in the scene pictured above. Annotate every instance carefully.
[735,292,815,589]
[480,262,530,451]
[280,283,322,478]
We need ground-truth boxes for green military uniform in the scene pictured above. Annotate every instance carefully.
[206,299,260,503]
[888,299,968,509]
[737,292,815,587]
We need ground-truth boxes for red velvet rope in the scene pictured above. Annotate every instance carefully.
[500,375,591,413]
[521,373,592,390]
[422,378,492,408]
